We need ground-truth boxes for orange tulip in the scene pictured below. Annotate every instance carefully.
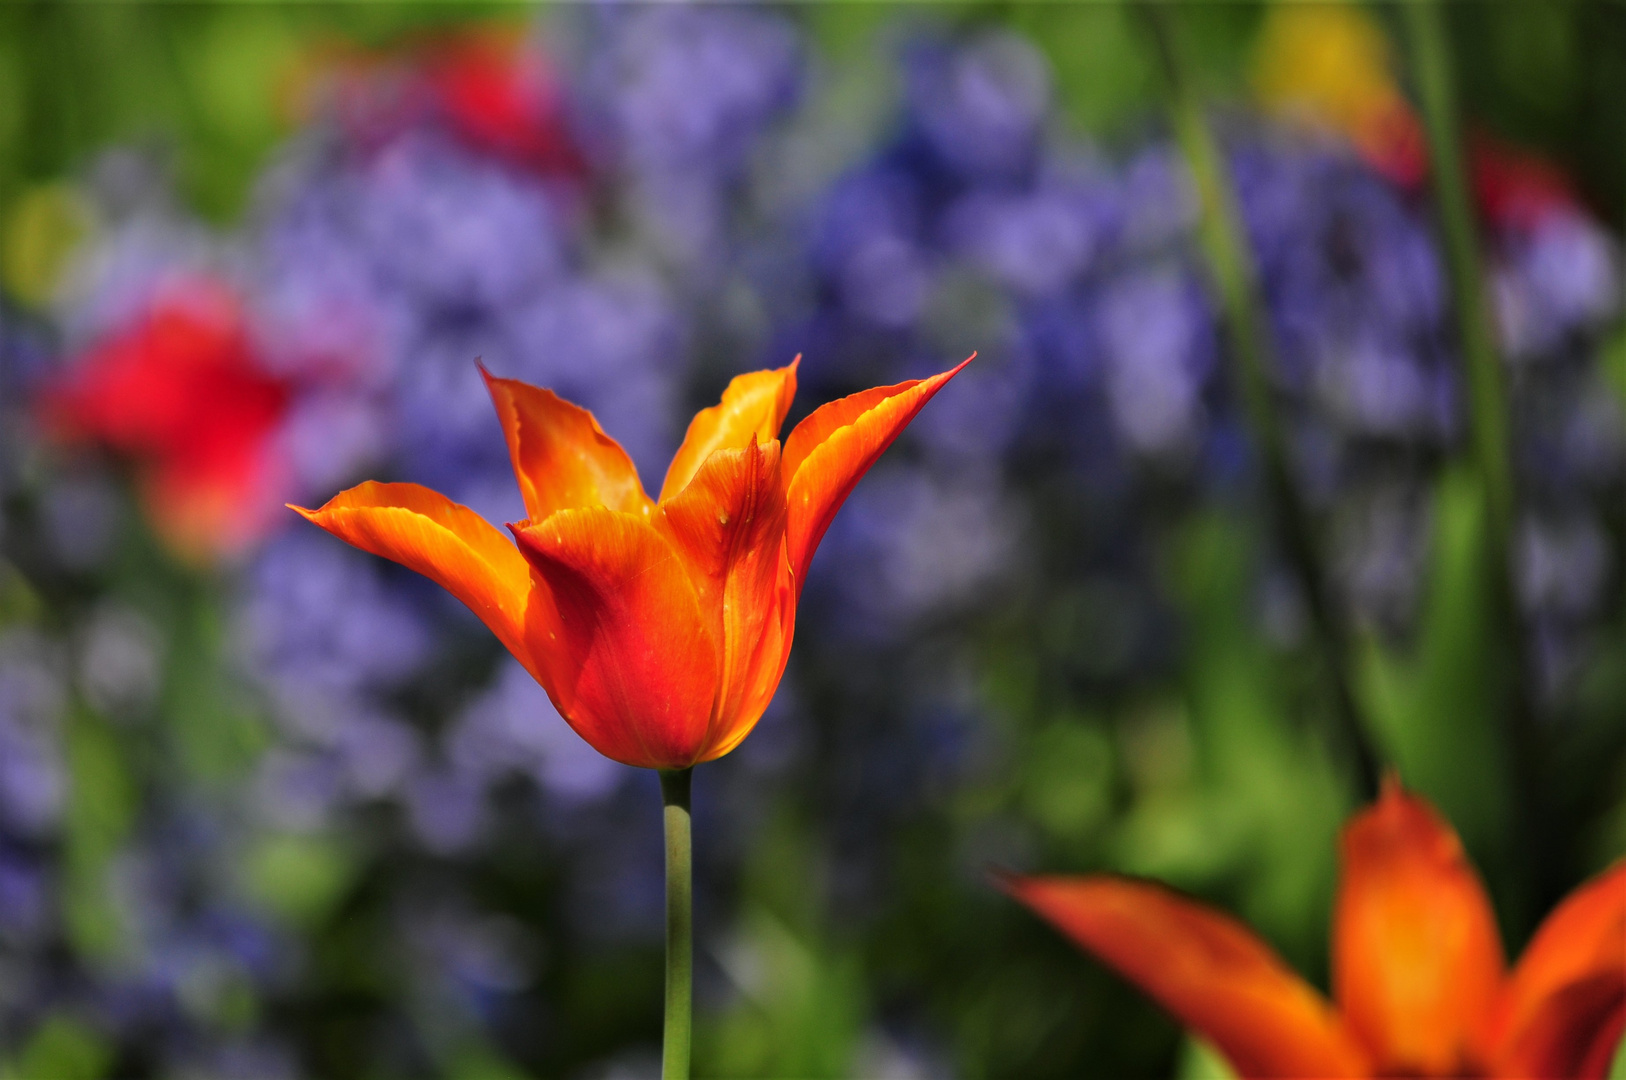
[293,356,970,770]
[1005,780,1626,1079]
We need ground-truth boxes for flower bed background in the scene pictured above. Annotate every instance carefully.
[0,4,1623,1078]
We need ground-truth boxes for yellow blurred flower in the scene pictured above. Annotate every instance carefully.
[2,182,96,309]
[1250,2,1425,185]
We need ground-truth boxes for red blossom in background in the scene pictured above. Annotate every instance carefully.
[290,23,584,178]
[39,280,292,563]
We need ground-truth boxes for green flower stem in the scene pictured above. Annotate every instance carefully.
[1144,6,1381,799]
[659,767,693,1080]
[1400,0,1515,541]
[1400,0,1546,918]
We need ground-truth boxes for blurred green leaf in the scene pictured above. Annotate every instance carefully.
[1130,512,1348,966]
[165,586,268,783]
[1608,1022,1626,1080]
[1605,324,1626,410]
[1177,1035,1239,1080]
[0,559,43,627]
[697,812,864,1080]
[4,1016,112,1080]
[1357,468,1511,867]
[244,832,356,930]
[1022,716,1113,842]
[63,705,135,961]
[1007,3,1157,137]
[444,1041,535,1080]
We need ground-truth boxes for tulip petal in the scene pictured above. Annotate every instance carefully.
[659,360,799,502]
[1490,860,1626,1080]
[656,437,794,760]
[1005,875,1370,1079]
[511,508,717,769]
[483,367,652,521]
[1332,780,1505,1076]
[782,357,971,588]
[292,482,542,674]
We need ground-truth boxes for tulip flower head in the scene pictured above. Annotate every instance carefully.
[294,356,969,770]
[1006,780,1625,1079]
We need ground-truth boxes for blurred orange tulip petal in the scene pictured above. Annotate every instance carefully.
[483,367,652,521]
[659,360,798,502]
[783,356,972,587]
[513,507,717,769]
[1333,780,1506,1075]
[1491,861,1626,1080]
[1007,875,1370,1079]
[292,481,540,668]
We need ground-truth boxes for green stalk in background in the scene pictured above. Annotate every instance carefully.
[1398,0,1547,919]
[660,768,694,1080]
[1399,0,1514,543]
[1142,7,1381,800]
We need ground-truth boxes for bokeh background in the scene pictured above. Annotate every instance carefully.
[0,3,1623,1077]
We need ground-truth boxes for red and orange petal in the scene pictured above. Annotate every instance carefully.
[1333,779,1506,1076]
[1490,861,1626,1080]
[659,360,798,503]
[656,436,793,758]
[1006,875,1370,1079]
[291,482,543,676]
[512,508,718,769]
[782,356,972,588]
[483,366,652,522]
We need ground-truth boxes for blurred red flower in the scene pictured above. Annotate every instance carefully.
[39,279,292,563]
[290,23,584,177]
[1007,779,1625,1079]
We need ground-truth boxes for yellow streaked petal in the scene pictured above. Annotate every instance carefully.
[1332,781,1505,1076]
[782,356,970,588]
[659,358,798,502]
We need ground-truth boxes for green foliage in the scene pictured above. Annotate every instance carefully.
[3,1015,112,1080]
[1130,512,1349,966]
[1007,3,1157,138]
[697,812,865,1079]
[1177,1036,1239,1080]
[244,832,359,930]
[1357,469,1512,866]
[63,705,136,961]
[1021,716,1114,843]
[162,586,269,784]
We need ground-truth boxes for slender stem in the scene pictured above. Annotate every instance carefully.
[1400,0,1547,922]
[659,768,693,1080]
[1143,6,1381,799]
[1400,1,1515,540]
